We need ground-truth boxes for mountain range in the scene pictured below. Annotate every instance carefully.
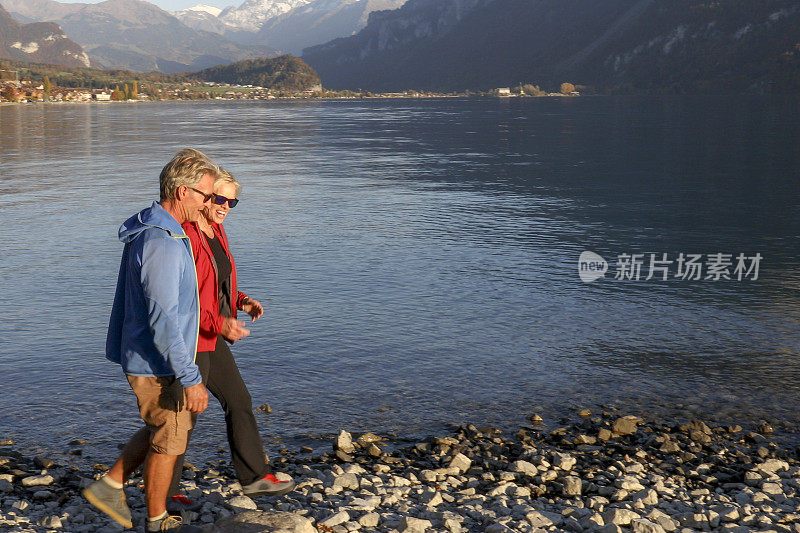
[3,0,798,94]
[255,0,405,54]
[302,0,800,94]
[175,0,408,55]
[0,4,89,68]
[0,0,408,70]
[0,0,276,72]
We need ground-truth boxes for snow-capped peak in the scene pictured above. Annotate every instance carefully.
[219,0,311,32]
[185,4,223,17]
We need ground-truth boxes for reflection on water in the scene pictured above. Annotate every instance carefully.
[1,97,799,462]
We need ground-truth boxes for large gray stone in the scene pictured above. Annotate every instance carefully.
[332,473,359,491]
[21,474,54,487]
[358,513,380,528]
[562,476,582,496]
[630,518,666,533]
[552,453,577,471]
[398,516,432,532]
[40,515,62,529]
[336,430,355,454]
[319,511,350,528]
[509,460,537,476]
[227,495,258,510]
[211,511,315,533]
[757,459,789,473]
[602,508,640,526]
[612,417,640,436]
[448,453,472,474]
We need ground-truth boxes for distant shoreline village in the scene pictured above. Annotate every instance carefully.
[0,79,580,104]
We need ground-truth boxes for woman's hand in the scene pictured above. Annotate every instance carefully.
[221,317,250,342]
[241,298,264,321]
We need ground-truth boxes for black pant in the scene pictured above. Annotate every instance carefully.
[169,336,271,495]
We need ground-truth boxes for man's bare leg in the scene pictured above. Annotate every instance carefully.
[82,427,150,529]
[106,427,150,485]
[144,451,179,519]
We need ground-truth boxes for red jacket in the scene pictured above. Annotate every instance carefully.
[182,221,248,352]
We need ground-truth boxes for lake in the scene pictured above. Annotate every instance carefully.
[1,96,799,463]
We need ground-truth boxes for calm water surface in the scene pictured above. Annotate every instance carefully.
[1,97,799,462]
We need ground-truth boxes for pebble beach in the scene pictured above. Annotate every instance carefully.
[2,408,800,532]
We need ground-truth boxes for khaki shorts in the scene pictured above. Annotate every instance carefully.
[127,375,194,455]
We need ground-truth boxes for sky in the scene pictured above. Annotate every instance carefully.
[58,0,237,11]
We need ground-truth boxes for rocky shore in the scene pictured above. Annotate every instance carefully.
[2,408,800,532]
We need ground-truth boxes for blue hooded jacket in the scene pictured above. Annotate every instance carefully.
[106,202,202,388]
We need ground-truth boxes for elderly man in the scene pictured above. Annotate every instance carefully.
[83,149,217,532]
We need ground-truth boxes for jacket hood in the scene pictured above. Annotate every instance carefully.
[119,202,186,243]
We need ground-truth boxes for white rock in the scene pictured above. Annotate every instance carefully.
[336,430,355,454]
[12,500,30,511]
[319,511,350,528]
[539,470,557,482]
[630,518,666,533]
[616,476,645,492]
[227,495,257,510]
[487,483,511,497]
[552,453,577,471]
[342,464,367,475]
[526,510,561,528]
[443,517,462,532]
[358,513,380,528]
[449,454,472,474]
[350,496,380,511]
[710,505,740,522]
[398,516,432,532]
[757,459,790,473]
[602,508,640,526]
[333,473,360,491]
[212,510,315,533]
[632,488,659,506]
[511,485,531,498]
[21,475,54,487]
[40,515,62,528]
[509,460,537,476]
[562,476,582,496]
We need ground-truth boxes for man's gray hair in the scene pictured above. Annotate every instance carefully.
[215,168,242,197]
[159,148,220,202]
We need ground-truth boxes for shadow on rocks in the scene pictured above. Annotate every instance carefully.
[208,510,315,533]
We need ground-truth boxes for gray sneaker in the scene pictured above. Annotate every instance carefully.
[82,478,133,529]
[242,472,296,497]
[146,514,202,532]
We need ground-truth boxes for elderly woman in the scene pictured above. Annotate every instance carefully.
[168,170,294,511]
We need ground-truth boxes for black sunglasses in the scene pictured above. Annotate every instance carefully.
[212,194,239,208]
[186,186,214,203]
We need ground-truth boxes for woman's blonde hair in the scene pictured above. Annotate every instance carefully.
[215,168,241,197]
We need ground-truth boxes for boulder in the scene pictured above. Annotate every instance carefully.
[448,453,472,474]
[612,417,640,436]
[211,511,315,533]
[335,430,355,454]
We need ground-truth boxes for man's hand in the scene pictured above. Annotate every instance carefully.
[184,383,209,414]
[241,298,264,322]
[221,317,250,342]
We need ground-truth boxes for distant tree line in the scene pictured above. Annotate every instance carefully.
[189,55,320,92]
[0,55,321,93]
